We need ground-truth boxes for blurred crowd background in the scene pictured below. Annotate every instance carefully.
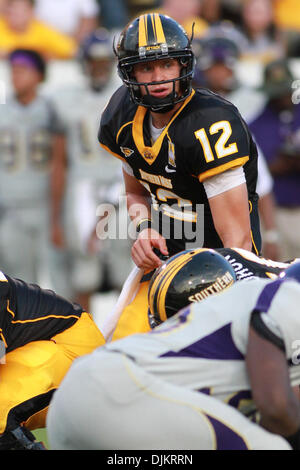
[0,0,300,319]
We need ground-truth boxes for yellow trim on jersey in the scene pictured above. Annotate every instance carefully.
[132,90,195,165]
[265,272,278,280]
[7,300,15,318]
[116,121,134,144]
[11,314,80,325]
[198,156,249,183]
[6,299,82,324]
[250,230,259,256]
[248,200,253,214]
[99,143,126,162]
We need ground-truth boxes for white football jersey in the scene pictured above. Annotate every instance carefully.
[50,81,121,184]
[106,277,300,417]
[0,95,63,206]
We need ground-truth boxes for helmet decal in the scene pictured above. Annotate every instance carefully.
[138,14,167,52]
[148,248,237,326]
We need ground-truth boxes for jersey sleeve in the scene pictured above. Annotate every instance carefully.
[188,104,252,183]
[98,85,129,162]
[250,279,300,360]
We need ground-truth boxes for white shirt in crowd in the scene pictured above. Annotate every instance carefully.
[34,0,100,36]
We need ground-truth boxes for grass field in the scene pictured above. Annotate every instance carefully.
[33,428,49,449]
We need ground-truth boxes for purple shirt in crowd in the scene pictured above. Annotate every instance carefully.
[250,103,300,207]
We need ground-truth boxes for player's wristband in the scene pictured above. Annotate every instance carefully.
[286,427,300,450]
[136,218,152,234]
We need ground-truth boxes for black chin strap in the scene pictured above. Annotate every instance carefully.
[142,92,177,113]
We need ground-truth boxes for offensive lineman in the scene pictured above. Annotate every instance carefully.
[47,249,299,450]
[0,269,104,450]
[98,13,261,340]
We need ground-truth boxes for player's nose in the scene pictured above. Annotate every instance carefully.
[151,64,166,82]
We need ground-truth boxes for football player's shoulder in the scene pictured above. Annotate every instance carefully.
[100,85,135,126]
[171,88,245,149]
[0,270,10,298]
[192,88,242,122]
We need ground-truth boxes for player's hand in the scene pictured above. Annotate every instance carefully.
[132,228,168,270]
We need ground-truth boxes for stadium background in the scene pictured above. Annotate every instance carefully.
[1,0,300,448]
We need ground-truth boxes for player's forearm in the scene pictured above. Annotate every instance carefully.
[247,327,300,437]
[123,169,152,228]
[126,191,152,228]
[218,228,252,251]
[209,183,252,251]
[259,393,300,437]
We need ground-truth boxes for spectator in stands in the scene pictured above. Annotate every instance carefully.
[96,0,129,31]
[250,59,300,261]
[273,0,300,35]
[201,0,222,26]
[239,0,285,63]
[193,34,280,260]
[34,0,100,43]
[145,0,208,39]
[216,0,244,26]
[0,0,6,13]
[127,0,161,20]
[0,0,77,59]
[273,0,300,57]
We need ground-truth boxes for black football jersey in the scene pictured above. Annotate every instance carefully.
[99,86,261,256]
[217,248,292,281]
[0,272,83,353]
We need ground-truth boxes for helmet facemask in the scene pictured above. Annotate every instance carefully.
[119,53,194,113]
[115,14,195,113]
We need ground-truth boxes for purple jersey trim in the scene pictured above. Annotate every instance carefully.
[205,414,249,450]
[253,279,283,313]
[159,323,244,361]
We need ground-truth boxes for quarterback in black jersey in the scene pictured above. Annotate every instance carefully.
[0,271,104,450]
[98,13,261,340]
